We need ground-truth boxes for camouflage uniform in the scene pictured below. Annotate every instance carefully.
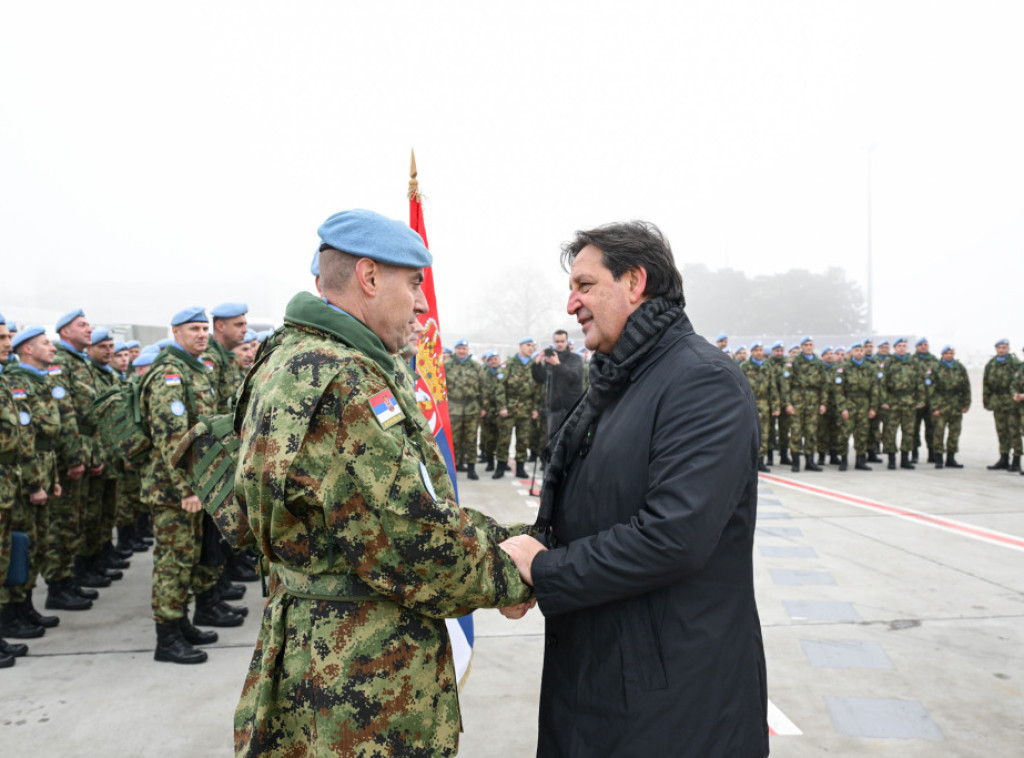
[768,353,791,459]
[928,359,971,455]
[983,354,1021,456]
[85,362,120,561]
[233,294,531,757]
[498,355,543,465]
[0,369,31,607]
[879,355,924,454]
[444,355,485,466]
[140,347,219,623]
[787,354,829,457]
[833,359,879,456]
[479,363,507,463]
[740,358,779,457]
[2,364,60,604]
[912,350,940,458]
[205,338,244,414]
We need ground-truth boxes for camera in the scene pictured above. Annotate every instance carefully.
[544,347,555,357]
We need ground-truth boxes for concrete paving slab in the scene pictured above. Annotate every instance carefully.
[825,697,944,740]
[771,569,837,586]
[783,600,862,622]
[759,545,818,558]
[801,639,893,669]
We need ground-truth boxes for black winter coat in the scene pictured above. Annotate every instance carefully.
[532,314,769,758]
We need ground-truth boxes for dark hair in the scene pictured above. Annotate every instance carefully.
[560,220,684,306]
[553,329,568,338]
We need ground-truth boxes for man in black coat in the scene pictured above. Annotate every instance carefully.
[501,221,769,757]
[531,329,584,443]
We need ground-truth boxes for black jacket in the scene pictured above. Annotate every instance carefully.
[532,314,769,758]
[532,349,584,413]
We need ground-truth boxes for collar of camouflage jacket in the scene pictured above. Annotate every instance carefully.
[282,291,395,376]
[165,344,208,375]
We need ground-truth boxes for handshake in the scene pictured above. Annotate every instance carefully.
[497,534,547,620]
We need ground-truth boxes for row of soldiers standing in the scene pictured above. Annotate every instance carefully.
[737,335,975,473]
[0,304,260,668]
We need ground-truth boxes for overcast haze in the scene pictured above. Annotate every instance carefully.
[2,1,1021,359]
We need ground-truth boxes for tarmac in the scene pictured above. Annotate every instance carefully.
[2,389,1023,757]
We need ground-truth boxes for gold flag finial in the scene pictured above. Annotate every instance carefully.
[408,148,420,201]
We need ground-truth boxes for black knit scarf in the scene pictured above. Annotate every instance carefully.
[534,295,684,531]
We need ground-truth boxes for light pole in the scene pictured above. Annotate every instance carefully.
[866,144,878,335]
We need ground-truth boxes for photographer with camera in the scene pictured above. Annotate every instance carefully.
[532,329,584,444]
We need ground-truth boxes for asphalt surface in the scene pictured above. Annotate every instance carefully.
[2,381,1022,757]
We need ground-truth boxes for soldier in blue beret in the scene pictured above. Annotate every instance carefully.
[911,337,939,463]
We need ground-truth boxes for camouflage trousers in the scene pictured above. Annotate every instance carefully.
[0,503,10,599]
[529,414,544,455]
[51,468,85,581]
[932,408,963,454]
[84,473,118,557]
[883,403,917,453]
[788,391,821,456]
[841,396,873,455]
[820,407,840,453]
[913,405,934,452]
[498,411,533,463]
[772,411,791,453]
[991,409,1022,456]
[119,469,143,528]
[0,493,47,604]
[478,411,506,460]
[869,409,887,452]
[151,503,218,623]
[449,413,479,466]
[754,400,772,457]
[234,585,461,758]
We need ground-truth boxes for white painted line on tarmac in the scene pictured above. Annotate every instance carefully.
[768,698,803,736]
[760,473,1024,553]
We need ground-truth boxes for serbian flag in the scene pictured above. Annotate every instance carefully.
[408,150,474,685]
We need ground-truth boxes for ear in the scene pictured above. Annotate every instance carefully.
[627,266,648,304]
[354,258,380,297]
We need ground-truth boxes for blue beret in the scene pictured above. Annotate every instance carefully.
[211,302,248,319]
[91,328,113,345]
[721,348,731,354]
[850,341,863,349]
[443,347,453,354]
[6,321,16,332]
[995,338,1009,347]
[800,335,813,345]
[132,352,155,367]
[519,337,535,345]
[454,339,468,347]
[12,326,46,350]
[243,330,258,344]
[915,336,928,346]
[821,346,832,354]
[941,345,953,353]
[139,344,160,355]
[125,340,140,349]
[56,308,85,333]
[770,341,784,350]
[715,333,728,342]
[311,250,321,276]
[0,311,5,325]
[156,338,174,349]
[482,350,496,360]
[877,339,889,346]
[750,341,762,349]
[171,307,208,326]
[789,344,799,352]
[318,209,432,268]
[736,345,747,352]
[863,337,874,343]
[577,347,586,354]
[113,341,128,353]
[835,346,846,352]
[256,330,273,342]
[894,337,907,346]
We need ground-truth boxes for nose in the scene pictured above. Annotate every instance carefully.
[566,290,581,316]
[413,287,429,316]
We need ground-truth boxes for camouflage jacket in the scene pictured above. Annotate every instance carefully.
[879,355,925,408]
[5,364,62,493]
[483,365,507,412]
[52,342,101,466]
[983,355,1020,411]
[204,337,243,414]
[233,293,530,756]
[928,360,971,412]
[503,354,542,415]
[769,355,790,407]
[740,358,779,407]
[786,353,829,406]
[445,355,485,415]
[833,359,879,413]
[0,369,29,508]
[89,361,122,476]
[139,346,218,506]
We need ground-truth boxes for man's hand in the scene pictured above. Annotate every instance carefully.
[932,409,941,417]
[499,535,547,587]
[530,410,539,420]
[546,353,560,366]
[785,405,795,415]
[818,405,826,415]
[54,483,63,498]
[499,598,537,620]
[841,410,849,421]
[868,409,876,419]
[181,495,202,513]
[498,408,509,418]
[480,409,487,418]
[881,403,890,410]
[29,489,47,506]
[66,464,85,480]
[89,463,104,476]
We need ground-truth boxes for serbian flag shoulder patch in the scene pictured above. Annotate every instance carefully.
[11,388,27,399]
[165,374,182,386]
[368,389,404,430]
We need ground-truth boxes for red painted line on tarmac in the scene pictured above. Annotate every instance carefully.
[759,473,1024,552]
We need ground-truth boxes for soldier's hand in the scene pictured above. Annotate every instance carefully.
[785,405,795,415]
[772,410,780,417]
[499,598,536,620]
[54,483,63,498]
[868,410,876,419]
[89,463,104,476]
[530,410,539,420]
[181,495,202,513]
[29,489,47,506]
[881,403,890,410]
[818,405,826,415]
[961,407,969,414]
[932,410,941,417]
[915,404,924,410]
[499,408,508,418]
[67,464,85,480]
[480,409,487,418]
[841,410,849,421]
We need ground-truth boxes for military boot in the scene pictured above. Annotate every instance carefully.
[137,512,155,542]
[838,455,848,472]
[911,448,920,464]
[477,452,488,464]
[987,454,1009,470]
[484,455,495,472]
[179,611,218,645]
[466,464,479,481]
[817,452,826,466]
[946,452,963,469]
[1010,455,1021,472]
[226,553,258,583]
[455,462,467,472]
[193,590,244,627]
[934,454,944,469]
[780,451,792,466]
[791,456,800,473]
[900,451,915,469]
[887,453,897,470]
[491,461,508,480]
[767,450,774,466]
[854,454,872,471]
[805,455,822,472]
[0,637,28,659]
[217,572,246,601]
[0,649,13,668]
[515,461,529,479]
[154,621,208,664]
[23,597,59,629]
[867,450,882,463]
[103,542,132,568]
[829,453,842,466]
[527,451,538,462]
[73,581,99,600]
[0,603,45,639]
[757,457,770,473]
[75,556,111,588]
[45,579,93,611]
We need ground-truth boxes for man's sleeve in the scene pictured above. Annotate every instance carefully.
[531,362,756,617]
[145,374,194,501]
[318,373,532,617]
